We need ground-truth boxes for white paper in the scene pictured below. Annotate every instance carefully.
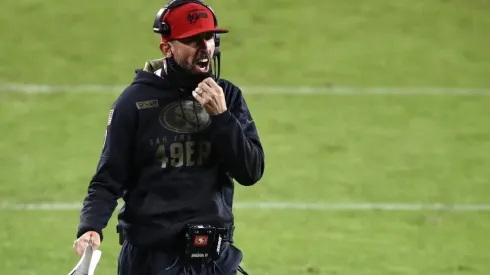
[67,243,102,275]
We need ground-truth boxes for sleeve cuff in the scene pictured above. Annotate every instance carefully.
[210,110,233,129]
[77,227,104,242]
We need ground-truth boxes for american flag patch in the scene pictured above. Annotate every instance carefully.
[108,109,114,125]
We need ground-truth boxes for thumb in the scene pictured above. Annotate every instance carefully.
[74,241,88,257]
[87,231,101,249]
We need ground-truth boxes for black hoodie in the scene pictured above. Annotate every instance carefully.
[76,58,265,247]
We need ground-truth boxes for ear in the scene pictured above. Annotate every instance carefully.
[160,41,173,58]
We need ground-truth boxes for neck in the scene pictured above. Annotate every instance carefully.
[162,57,213,93]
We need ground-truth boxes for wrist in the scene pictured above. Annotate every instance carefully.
[77,227,104,241]
[210,110,232,127]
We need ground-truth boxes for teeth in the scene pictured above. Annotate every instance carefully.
[199,59,208,63]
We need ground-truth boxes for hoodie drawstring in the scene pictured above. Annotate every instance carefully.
[179,100,201,132]
[192,101,201,131]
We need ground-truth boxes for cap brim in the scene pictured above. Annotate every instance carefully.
[172,28,229,39]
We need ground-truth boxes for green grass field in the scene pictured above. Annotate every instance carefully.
[1,0,490,274]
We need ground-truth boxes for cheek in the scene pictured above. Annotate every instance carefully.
[173,49,189,61]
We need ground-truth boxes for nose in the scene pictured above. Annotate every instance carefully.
[198,37,209,50]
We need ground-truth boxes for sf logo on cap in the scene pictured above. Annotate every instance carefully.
[187,9,208,24]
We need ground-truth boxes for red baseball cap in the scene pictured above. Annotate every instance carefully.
[161,3,229,41]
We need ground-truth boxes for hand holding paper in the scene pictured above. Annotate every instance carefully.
[69,233,102,275]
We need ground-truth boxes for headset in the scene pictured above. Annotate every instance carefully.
[152,0,222,56]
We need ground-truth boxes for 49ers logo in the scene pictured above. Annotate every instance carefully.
[159,100,211,134]
[187,10,208,24]
[194,235,209,246]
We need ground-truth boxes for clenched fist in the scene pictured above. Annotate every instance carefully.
[73,231,101,256]
[192,77,227,116]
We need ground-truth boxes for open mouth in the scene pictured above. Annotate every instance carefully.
[194,57,210,73]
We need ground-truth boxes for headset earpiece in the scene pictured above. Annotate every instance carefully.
[152,7,167,35]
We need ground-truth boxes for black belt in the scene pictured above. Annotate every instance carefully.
[116,223,235,246]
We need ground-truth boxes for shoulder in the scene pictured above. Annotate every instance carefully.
[217,78,245,104]
[111,85,137,111]
[113,82,157,110]
[109,84,153,120]
[218,78,242,93]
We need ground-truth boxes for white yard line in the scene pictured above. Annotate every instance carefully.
[1,202,490,211]
[0,84,489,95]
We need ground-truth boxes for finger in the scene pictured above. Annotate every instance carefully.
[209,82,222,92]
[203,77,220,90]
[198,88,213,102]
[91,241,101,250]
[192,90,206,104]
[194,87,204,96]
[75,242,87,256]
[198,82,214,95]
[202,79,223,97]
[199,85,216,99]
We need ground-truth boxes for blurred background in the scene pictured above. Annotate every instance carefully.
[1,0,490,274]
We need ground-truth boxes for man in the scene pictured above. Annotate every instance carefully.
[72,0,265,274]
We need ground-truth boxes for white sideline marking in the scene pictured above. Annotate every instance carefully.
[1,202,490,211]
[0,84,490,95]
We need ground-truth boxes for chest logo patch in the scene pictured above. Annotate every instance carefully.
[159,100,211,133]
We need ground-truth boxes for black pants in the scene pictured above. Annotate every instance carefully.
[118,240,246,275]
